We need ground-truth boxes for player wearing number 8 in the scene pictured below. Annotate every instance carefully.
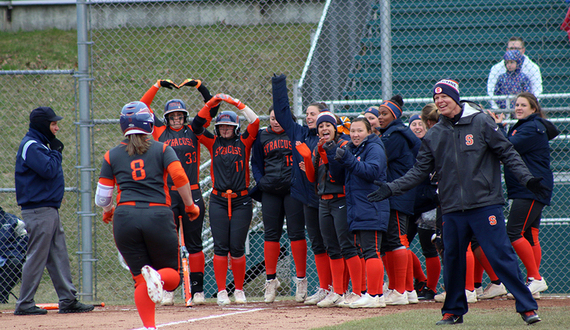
[95,101,200,329]
[191,94,260,305]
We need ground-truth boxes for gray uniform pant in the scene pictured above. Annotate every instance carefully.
[16,207,77,310]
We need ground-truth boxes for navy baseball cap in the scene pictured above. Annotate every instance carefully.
[30,106,63,122]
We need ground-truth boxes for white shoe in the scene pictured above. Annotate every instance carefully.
[234,289,247,304]
[466,289,477,303]
[192,292,206,305]
[317,291,342,308]
[475,286,484,297]
[160,291,174,306]
[264,279,280,303]
[337,292,360,308]
[407,290,419,304]
[434,291,446,303]
[507,291,541,300]
[141,265,164,304]
[305,288,329,305]
[478,283,507,299]
[294,277,308,302]
[349,293,386,308]
[527,277,548,294]
[385,290,409,305]
[217,290,230,306]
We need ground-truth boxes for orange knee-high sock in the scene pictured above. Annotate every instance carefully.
[133,274,156,329]
[329,258,345,294]
[290,239,307,278]
[473,255,485,284]
[264,241,280,276]
[473,247,499,282]
[405,250,414,292]
[342,259,349,293]
[360,257,367,294]
[425,256,440,293]
[366,258,384,296]
[158,267,181,291]
[465,247,475,291]
[390,249,408,294]
[531,228,542,268]
[231,255,246,291]
[512,237,541,280]
[188,251,205,274]
[345,256,362,295]
[213,254,228,292]
[411,251,427,282]
[314,253,332,289]
[383,253,395,290]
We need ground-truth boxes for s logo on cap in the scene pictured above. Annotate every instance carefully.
[435,87,443,94]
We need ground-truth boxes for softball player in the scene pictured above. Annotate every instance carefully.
[95,101,200,330]
[251,108,308,303]
[190,94,259,306]
[139,79,216,305]
[271,74,333,305]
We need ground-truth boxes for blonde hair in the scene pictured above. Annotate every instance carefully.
[126,134,151,156]
[421,103,439,125]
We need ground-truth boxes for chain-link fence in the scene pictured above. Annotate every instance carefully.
[1,0,569,305]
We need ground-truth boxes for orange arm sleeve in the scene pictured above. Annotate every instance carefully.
[295,143,316,183]
[167,161,190,188]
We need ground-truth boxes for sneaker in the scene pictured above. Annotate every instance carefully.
[475,286,484,297]
[385,290,409,306]
[294,277,308,302]
[161,291,174,306]
[14,305,48,315]
[527,277,548,294]
[436,313,463,325]
[466,289,477,303]
[305,288,329,305]
[264,278,280,303]
[407,290,419,304]
[337,292,360,308]
[58,300,95,314]
[317,291,342,308]
[414,280,426,293]
[192,292,206,305]
[349,293,386,308]
[234,289,247,304]
[142,265,164,304]
[434,291,446,303]
[520,310,541,325]
[217,290,230,306]
[418,287,436,300]
[507,292,541,300]
[478,283,507,300]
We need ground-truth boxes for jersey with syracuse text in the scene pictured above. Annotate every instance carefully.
[252,127,294,193]
[153,124,200,187]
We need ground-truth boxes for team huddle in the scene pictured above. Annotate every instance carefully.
[89,74,554,329]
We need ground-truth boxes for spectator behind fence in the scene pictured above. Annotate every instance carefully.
[487,37,542,109]
[0,207,28,304]
[493,50,532,109]
[14,107,94,315]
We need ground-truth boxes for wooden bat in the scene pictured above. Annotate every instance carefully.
[37,302,105,310]
[179,216,192,307]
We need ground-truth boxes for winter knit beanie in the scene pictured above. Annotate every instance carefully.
[433,79,460,105]
[379,100,403,119]
[316,111,337,128]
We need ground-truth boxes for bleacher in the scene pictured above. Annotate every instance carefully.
[343,0,570,111]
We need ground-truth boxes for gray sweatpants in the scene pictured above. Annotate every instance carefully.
[15,207,77,310]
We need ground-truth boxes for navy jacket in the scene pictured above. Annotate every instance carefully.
[0,208,28,262]
[380,119,421,215]
[503,114,555,205]
[15,128,64,210]
[272,74,320,208]
[329,134,390,232]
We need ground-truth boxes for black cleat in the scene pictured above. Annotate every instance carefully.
[58,300,95,314]
[418,287,437,300]
[436,313,463,325]
[14,305,48,315]
[520,310,541,325]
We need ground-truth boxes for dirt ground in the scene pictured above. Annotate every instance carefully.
[2,295,569,330]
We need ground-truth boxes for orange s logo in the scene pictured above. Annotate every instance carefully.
[465,134,474,146]
[489,215,497,226]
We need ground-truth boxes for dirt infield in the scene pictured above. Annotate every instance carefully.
[2,295,569,330]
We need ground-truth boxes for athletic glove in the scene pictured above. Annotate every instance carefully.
[213,93,246,110]
[157,79,178,89]
[526,177,550,200]
[102,206,114,224]
[179,79,201,88]
[322,140,337,151]
[334,147,345,161]
[367,180,393,202]
[185,204,200,221]
[50,138,64,153]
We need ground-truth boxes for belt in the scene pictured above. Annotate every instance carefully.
[117,201,169,207]
[171,184,200,191]
[321,193,345,200]
[211,189,248,220]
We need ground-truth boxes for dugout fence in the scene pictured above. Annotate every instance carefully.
[0,0,569,305]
